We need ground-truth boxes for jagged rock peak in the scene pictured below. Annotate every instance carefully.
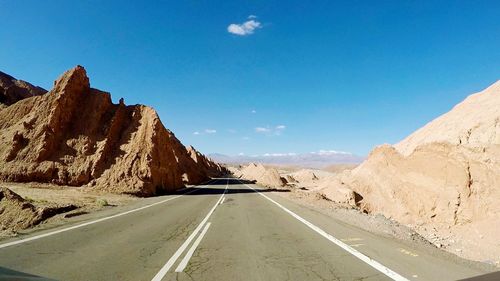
[52,65,90,97]
[0,66,226,196]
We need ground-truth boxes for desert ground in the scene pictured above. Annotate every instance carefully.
[1,178,498,281]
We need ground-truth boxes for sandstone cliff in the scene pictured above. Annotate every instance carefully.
[0,66,225,196]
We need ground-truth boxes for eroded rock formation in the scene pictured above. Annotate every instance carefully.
[0,66,226,196]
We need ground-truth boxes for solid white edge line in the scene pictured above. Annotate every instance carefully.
[175,222,211,272]
[241,181,410,281]
[151,179,228,281]
[0,179,216,250]
[220,197,225,205]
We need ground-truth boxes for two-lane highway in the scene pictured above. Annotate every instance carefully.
[0,179,493,280]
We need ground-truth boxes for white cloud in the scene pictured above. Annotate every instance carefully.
[227,129,237,133]
[193,131,200,135]
[204,129,217,134]
[251,109,257,114]
[238,152,245,156]
[242,136,250,140]
[311,150,352,155]
[255,127,271,133]
[263,152,297,157]
[227,17,262,36]
[255,124,286,135]
[275,126,286,135]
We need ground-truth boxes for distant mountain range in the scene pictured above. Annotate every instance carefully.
[209,150,365,168]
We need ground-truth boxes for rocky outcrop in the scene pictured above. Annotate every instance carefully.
[288,169,318,183]
[325,80,500,263]
[0,71,46,106]
[186,146,226,179]
[0,66,226,196]
[320,184,359,206]
[234,163,287,188]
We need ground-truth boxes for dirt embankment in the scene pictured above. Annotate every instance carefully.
[0,183,137,238]
[0,186,75,236]
[329,81,500,265]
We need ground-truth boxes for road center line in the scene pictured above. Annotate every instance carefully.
[241,181,410,281]
[175,222,212,272]
[151,179,228,281]
[0,179,215,250]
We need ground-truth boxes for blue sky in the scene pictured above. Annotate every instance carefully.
[1,1,499,156]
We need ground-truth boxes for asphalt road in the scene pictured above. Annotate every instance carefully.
[0,178,495,281]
